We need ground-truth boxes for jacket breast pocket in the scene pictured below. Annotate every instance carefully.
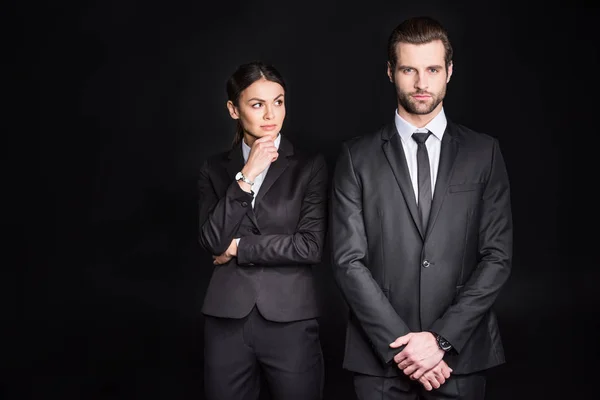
[448,183,484,193]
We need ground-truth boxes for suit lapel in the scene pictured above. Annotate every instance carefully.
[381,124,424,239]
[425,122,459,237]
[254,136,292,206]
[226,145,260,229]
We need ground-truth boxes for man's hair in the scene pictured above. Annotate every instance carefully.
[387,16,453,71]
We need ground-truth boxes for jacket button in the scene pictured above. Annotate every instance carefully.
[241,201,248,207]
[422,260,431,268]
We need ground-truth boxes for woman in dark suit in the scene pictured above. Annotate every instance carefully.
[197,61,327,400]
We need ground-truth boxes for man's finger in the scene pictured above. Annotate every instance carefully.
[389,333,412,348]
[419,377,433,391]
[410,367,427,380]
[393,352,410,364]
[403,364,419,376]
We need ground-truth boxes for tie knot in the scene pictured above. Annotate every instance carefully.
[412,131,431,145]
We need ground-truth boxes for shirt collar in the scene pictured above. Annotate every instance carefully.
[242,133,282,163]
[394,108,447,143]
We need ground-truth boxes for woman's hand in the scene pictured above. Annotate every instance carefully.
[213,239,238,265]
[242,136,279,181]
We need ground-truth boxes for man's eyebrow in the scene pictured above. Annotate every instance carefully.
[397,64,444,69]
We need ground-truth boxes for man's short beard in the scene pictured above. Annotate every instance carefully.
[397,89,445,115]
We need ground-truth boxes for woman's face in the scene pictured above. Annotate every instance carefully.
[227,78,286,142]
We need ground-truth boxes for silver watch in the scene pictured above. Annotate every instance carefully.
[235,171,254,186]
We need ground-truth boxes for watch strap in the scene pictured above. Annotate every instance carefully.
[429,331,452,352]
[236,171,254,186]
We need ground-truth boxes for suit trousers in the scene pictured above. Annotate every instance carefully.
[203,306,324,400]
[353,371,486,400]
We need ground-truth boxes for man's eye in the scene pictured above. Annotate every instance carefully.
[252,103,263,108]
[429,68,439,73]
[402,68,413,73]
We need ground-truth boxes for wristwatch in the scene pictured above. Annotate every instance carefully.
[235,171,254,186]
[435,333,453,352]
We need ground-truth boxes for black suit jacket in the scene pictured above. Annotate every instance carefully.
[198,136,328,322]
[330,120,513,376]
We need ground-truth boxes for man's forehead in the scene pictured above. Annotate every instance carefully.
[395,41,446,62]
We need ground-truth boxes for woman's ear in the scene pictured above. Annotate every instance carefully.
[226,100,239,120]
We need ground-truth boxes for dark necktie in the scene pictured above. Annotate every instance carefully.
[412,131,432,232]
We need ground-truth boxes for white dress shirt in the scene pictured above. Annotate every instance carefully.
[235,133,282,247]
[394,108,447,204]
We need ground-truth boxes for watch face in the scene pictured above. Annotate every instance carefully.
[438,336,452,351]
[235,172,243,181]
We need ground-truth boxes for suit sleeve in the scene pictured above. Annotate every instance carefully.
[236,154,327,266]
[429,139,513,353]
[198,159,254,256]
[330,142,411,365]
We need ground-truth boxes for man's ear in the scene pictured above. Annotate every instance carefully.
[226,100,239,119]
[387,61,394,83]
[447,61,453,83]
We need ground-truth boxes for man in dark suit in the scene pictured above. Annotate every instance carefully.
[198,61,327,400]
[330,16,513,399]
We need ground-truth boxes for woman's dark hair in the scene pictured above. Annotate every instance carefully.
[226,61,286,146]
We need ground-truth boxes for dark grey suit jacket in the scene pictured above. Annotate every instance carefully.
[198,136,328,322]
[330,120,513,376]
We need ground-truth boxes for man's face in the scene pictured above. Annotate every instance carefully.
[387,40,453,117]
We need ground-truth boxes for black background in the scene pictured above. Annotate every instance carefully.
[9,0,598,399]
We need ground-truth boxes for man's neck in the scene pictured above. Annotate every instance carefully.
[397,103,443,128]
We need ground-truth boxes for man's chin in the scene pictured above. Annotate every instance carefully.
[408,105,435,115]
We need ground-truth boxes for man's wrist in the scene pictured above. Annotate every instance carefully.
[429,331,452,352]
